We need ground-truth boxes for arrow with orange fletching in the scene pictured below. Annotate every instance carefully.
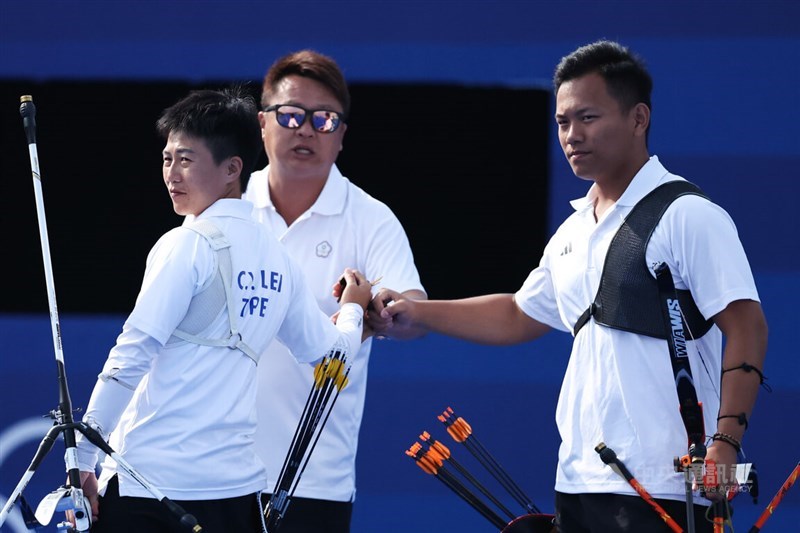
[420,431,516,521]
[439,407,541,514]
[406,442,508,529]
[406,407,558,533]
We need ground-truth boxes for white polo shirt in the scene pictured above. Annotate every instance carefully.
[515,156,759,501]
[244,164,424,501]
[82,199,363,500]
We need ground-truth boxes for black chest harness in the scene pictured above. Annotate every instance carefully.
[573,180,713,452]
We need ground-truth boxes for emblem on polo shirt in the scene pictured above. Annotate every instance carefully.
[316,241,332,258]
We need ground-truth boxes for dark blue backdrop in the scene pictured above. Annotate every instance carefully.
[1,1,798,532]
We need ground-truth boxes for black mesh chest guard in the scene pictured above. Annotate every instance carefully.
[573,180,714,340]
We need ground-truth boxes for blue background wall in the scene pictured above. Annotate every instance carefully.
[1,1,798,531]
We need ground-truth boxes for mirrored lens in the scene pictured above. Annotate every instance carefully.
[275,106,306,129]
[311,110,341,133]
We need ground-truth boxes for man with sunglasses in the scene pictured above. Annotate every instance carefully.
[243,50,427,532]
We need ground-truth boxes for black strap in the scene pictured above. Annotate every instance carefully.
[655,262,706,454]
[573,304,595,335]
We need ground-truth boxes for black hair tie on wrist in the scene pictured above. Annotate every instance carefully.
[717,412,748,430]
[722,363,772,392]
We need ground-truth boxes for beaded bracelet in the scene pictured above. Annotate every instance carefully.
[711,432,742,453]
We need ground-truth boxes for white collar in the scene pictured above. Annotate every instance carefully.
[183,198,254,225]
[249,164,348,217]
[568,155,669,212]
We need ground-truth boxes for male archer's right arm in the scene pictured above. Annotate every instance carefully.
[379,292,550,346]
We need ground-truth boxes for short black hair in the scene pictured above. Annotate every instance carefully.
[156,87,262,188]
[261,50,350,119]
[553,40,653,115]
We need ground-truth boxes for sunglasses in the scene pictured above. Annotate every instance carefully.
[263,104,345,133]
